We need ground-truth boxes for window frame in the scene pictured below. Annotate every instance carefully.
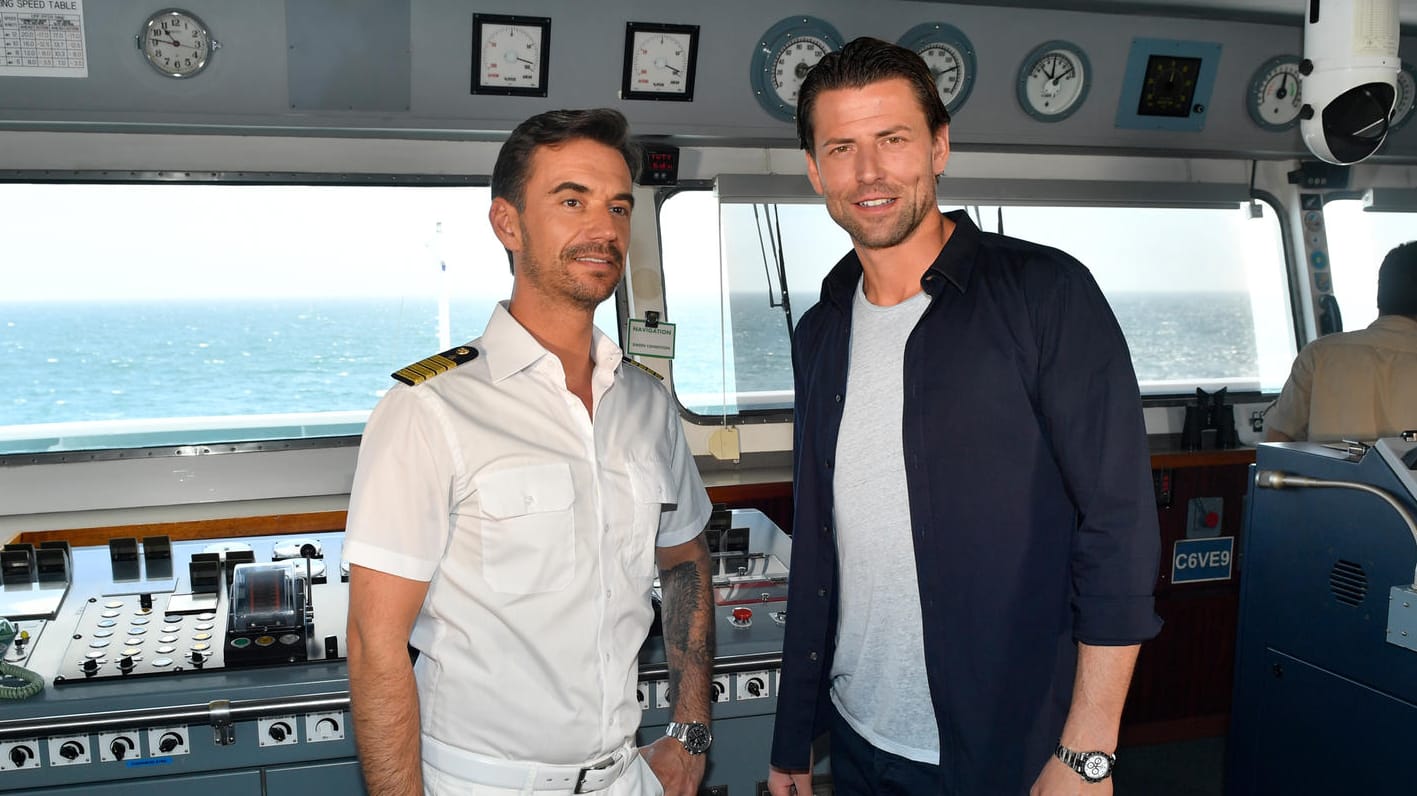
[657,180,1295,426]
[0,169,619,462]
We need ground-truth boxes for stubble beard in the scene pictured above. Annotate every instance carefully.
[829,181,937,251]
[518,224,623,312]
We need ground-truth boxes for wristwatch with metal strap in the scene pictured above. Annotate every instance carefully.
[664,721,712,755]
[1055,743,1116,783]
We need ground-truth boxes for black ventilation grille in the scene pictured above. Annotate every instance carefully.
[1329,559,1368,607]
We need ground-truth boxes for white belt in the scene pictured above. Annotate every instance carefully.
[422,735,638,793]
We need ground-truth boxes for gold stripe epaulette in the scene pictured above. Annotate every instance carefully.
[392,345,479,386]
[621,356,663,381]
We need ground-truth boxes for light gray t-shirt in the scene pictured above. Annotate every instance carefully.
[830,277,939,763]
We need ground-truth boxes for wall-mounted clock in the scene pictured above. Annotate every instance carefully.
[1247,55,1304,131]
[897,22,976,116]
[749,16,844,123]
[1390,60,1417,133]
[137,8,219,79]
[622,22,699,102]
[1017,40,1090,122]
[472,13,550,97]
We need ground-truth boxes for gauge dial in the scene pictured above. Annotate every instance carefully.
[1247,55,1304,131]
[772,36,830,106]
[472,14,550,97]
[749,16,844,122]
[1017,41,1090,121]
[1390,60,1417,132]
[137,9,218,79]
[1139,54,1202,117]
[898,23,976,115]
[623,23,699,101]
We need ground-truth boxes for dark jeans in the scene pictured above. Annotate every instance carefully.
[830,703,942,795]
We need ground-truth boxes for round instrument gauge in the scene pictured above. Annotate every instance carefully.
[1390,60,1417,133]
[749,16,844,123]
[1017,40,1090,122]
[137,9,219,79]
[1247,55,1304,131]
[898,22,976,115]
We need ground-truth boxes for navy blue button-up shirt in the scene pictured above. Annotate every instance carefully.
[771,211,1162,794]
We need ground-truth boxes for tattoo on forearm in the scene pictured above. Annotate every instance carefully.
[660,552,715,715]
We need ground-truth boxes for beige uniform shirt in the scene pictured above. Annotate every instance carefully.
[1267,315,1417,442]
[343,302,710,764]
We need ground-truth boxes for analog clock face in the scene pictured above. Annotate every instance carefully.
[472,15,550,96]
[623,23,699,101]
[898,23,977,115]
[1019,43,1089,120]
[1391,61,1417,132]
[750,16,844,122]
[139,9,216,78]
[1248,56,1304,131]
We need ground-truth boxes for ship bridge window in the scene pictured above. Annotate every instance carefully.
[659,188,1295,420]
[1320,198,1416,334]
[0,180,616,455]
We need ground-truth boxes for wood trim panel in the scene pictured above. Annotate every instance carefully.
[14,511,348,547]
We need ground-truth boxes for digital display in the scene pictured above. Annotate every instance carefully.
[639,144,680,186]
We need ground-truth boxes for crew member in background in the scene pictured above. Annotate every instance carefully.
[767,38,1162,796]
[1266,241,1417,443]
[343,108,715,796]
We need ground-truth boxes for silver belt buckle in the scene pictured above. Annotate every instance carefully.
[573,752,619,794]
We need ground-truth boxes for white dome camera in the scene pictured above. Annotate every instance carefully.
[1300,0,1400,164]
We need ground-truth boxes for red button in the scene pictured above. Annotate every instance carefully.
[1204,511,1220,528]
[732,608,753,622]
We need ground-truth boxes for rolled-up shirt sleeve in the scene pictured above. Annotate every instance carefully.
[1033,259,1163,645]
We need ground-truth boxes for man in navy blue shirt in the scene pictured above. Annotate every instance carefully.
[767,38,1162,796]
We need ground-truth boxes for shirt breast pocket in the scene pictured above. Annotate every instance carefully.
[626,460,672,581]
[476,463,576,595]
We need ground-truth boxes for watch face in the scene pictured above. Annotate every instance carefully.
[670,721,712,754]
[1081,752,1113,782]
[139,10,215,78]
[683,722,712,753]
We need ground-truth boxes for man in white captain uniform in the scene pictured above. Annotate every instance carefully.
[344,108,715,796]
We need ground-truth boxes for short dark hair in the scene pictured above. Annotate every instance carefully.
[491,108,641,210]
[796,36,951,153]
[1377,240,1417,316]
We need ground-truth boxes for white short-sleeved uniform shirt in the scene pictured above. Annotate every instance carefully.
[344,301,710,765]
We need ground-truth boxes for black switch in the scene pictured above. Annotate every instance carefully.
[142,535,172,561]
[108,537,138,562]
[1,546,34,583]
[324,635,340,659]
[189,553,222,594]
[35,546,69,583]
